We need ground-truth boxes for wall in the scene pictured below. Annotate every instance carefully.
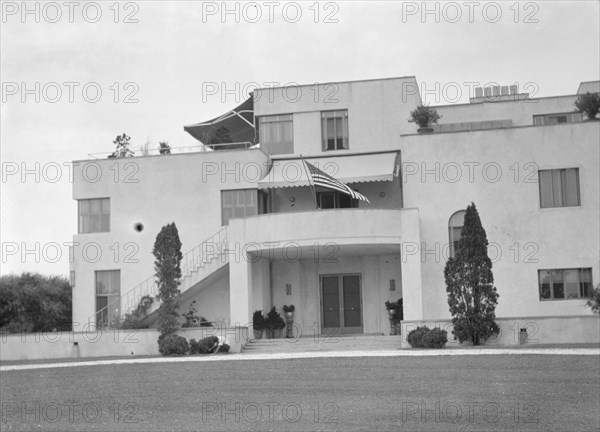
[70,149,270,326]
[401,316,600,347]
[434,95,580,127]
[254,77,422,155]
[179,271,230,326]
[401,122,600,320]
[0,326,248,362]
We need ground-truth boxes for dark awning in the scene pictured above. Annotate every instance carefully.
[184,97,256,148]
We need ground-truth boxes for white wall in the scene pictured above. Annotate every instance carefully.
[401,121,600,320]
[254,77,422,155]
[434,95,580,127]
[71,149,270,326]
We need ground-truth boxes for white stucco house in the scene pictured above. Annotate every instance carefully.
[70,76,600,345]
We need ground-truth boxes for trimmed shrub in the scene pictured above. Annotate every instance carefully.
[266,307,285,330]
[189,336,230,354]
[407,326,448,349]
[252,310,265,330]
[158,334,188,356]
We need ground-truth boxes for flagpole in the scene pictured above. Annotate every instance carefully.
[300,155,319,209]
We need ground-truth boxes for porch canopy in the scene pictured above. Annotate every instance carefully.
[184,97,257,148]
[257,150,400,189]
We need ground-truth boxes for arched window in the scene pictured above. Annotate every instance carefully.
[448,210,466,258]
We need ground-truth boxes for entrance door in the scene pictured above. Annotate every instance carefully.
[320,274,363,334]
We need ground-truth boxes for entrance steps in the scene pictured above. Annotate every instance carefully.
[241,334,403,354]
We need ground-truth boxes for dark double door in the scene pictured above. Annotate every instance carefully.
[320,274,363,334]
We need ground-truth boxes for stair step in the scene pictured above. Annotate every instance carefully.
[242,336,403,354]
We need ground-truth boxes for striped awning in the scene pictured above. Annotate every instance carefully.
[184,97,256,146]
[257,151,400,189]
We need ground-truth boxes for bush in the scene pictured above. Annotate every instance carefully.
[574,92,600,120]
[585,286,600,313]
[266,307,286,330]
[407,326,448,348]
[158,334,188,356]
[121,295,153,329]
[408,105,441,128]
[189,336,230,354]
[252,310,265,330]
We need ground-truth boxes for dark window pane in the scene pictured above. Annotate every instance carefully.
[539,170,553,207]
[539,270,552,300]
[563,168,580,206]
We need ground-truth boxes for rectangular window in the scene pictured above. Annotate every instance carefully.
[322,110,349,151]
[533,112,582,126]
[317,191,358,209]
[258,114,293,155]
[95,270,120,327]
[539,168,580,208]
[222,189,265,225]
[78,198,110,233]
[538,268,592,300]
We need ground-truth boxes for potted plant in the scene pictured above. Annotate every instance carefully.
[283,305,295,338]
[266,307,286,339]
[252,310,265,339]
[385,299,403,335]
[408,105,441,133]
[574,92,600,120]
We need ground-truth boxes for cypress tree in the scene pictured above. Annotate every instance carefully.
[445,203,499,345]
[153,222,183,338]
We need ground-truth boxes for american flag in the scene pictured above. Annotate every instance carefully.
[304,160,370,203]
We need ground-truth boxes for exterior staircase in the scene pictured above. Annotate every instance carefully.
[242,335,403,354]
[95,227,229,327]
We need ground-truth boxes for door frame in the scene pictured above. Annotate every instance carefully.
[319,273,363,335]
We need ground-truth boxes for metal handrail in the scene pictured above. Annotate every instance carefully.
[93,227,229,329]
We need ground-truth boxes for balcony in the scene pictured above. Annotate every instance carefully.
[227,208,420,254]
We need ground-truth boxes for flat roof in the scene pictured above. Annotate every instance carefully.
[253,75,417,92]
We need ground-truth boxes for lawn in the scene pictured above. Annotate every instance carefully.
[1,355,599,431]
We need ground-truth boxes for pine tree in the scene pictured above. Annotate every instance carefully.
[153,223,183,338]
[445,203,499,345]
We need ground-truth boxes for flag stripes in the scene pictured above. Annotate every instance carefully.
[304,160,370,203]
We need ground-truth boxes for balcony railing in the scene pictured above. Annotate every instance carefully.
[87,142,255,159]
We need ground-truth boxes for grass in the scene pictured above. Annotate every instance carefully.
[1,355,599,431]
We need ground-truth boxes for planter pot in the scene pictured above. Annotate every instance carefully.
[395,322,401,335]
[273,329,284,339]
[285,321,294,338]
[417,127,434,134]
[253,329,262,340]
[519,328,527,345]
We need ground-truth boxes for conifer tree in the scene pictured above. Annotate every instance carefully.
[153,223,183,338]
[445,203,499,345]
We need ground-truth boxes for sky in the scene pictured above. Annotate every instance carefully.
[1,0,599,277]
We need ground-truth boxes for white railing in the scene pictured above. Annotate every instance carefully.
[94,227,229,328]
[87,142,255,159]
